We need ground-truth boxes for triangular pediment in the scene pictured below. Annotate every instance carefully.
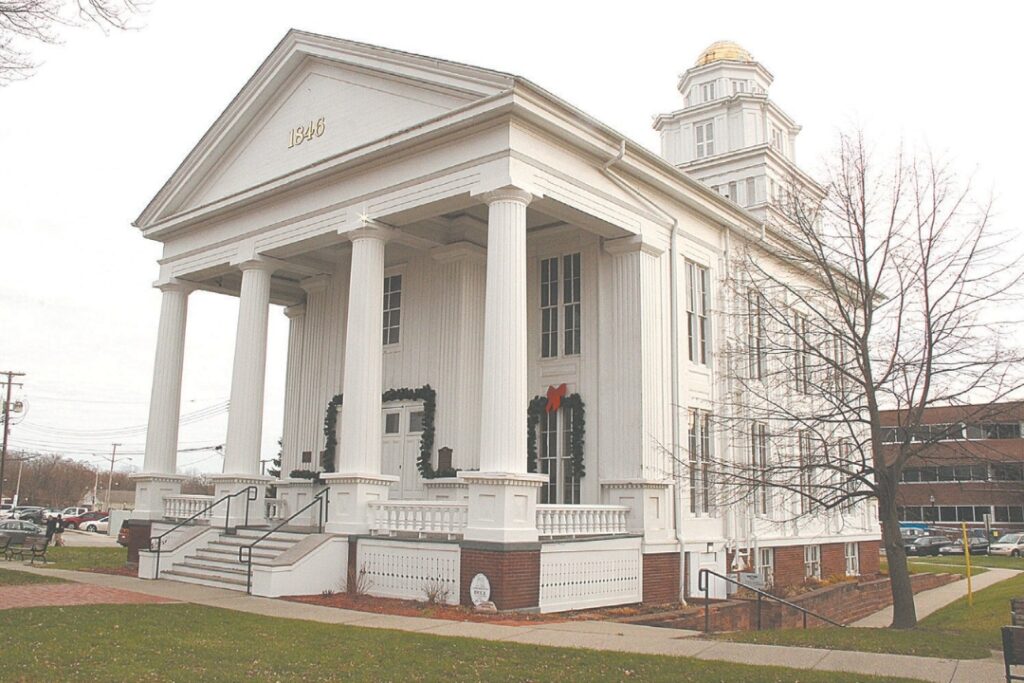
[137,31,514,229]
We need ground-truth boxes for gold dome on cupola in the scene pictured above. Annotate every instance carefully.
[695,41,754,66]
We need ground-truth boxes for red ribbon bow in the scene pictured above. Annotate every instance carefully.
[545,384,568,413]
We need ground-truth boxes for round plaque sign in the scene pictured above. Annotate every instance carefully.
[470,573,491,606]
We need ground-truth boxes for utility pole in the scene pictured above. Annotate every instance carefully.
[0,370,26,506]
[96,444,129,513]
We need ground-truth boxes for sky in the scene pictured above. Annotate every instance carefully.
[1,0,1020,478]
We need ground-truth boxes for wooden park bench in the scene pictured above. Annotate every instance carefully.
[1003,625,1024,682]
[25,537,50,565]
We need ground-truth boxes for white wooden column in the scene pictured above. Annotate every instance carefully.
[296,275,329,466]
[337,228,387,474]
[132,280,192,520]
[223,260,276,473]
[478,188,532,473]
[598,237,677,551]
[143,282,192,474]
[322,228,396,533]
[213,260,275,526]
[280,304,306,476]
[461,188,546,544]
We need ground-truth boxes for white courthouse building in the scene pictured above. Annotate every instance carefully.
[131,34,879,610]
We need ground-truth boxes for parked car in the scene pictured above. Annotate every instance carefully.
[116,521,130,547]
[47,507,89,520]
[82,517,109,534]
[0,503,14,519]
[64,511,109,530]
[13,507,45,523]
[990,533,1024,557]
[939,538,989,555]
[905,536,953,556]
[0,519,45,543]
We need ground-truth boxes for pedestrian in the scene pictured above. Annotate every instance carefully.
[45,515,58,544]
[53,515,65,547]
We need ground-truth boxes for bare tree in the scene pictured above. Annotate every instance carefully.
[0,0,144,84]
[713,132,1023,629]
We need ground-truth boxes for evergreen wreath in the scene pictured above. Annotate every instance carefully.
[311,384,450,479]
[526,392,585,482]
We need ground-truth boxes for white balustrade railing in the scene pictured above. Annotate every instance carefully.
[368,501,468,538]
[163,495,215,521]
[536,504,630,538]
[265,498,286,521]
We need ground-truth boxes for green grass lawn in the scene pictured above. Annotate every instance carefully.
[882,558,987,576]
[36,546,126,571]
[716,570,1024,659]
[0,567,66,586]
[910,554,1024,570]
[0,603,923,682]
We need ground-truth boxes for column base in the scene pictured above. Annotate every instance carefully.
[320,473,397,534]
[275,478,330,528]
[208,474,272,528]
[601,479,679,552]
[459,472,546,544]
[129,474,187,521]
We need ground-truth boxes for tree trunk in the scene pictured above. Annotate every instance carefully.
[878,488,918,629]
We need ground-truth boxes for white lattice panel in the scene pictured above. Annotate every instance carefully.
[355,539,460,605]
[539,538,643,613]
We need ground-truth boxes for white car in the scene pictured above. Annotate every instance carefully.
[81,517,110,533]
[989,533,1024,557]
[48,507,89,520]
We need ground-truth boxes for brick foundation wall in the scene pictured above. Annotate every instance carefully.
[642,553,680,605]
[773,545,806,588]
[821,543,846,578]
[859,540,881,575]
[459,545,540,610]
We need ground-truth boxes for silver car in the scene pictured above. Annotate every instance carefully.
[989,533,1024,557]
[0,519,45,543]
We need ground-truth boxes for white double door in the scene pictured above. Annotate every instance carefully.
[381,402,426,500]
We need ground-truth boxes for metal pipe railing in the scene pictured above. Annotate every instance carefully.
[149,485,258,579]
[238,488,329,594]
[697,568,845,633]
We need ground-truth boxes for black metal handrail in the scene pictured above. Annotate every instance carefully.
[238,488,329,594]
[149,486,258,579]
[697,568,845,632]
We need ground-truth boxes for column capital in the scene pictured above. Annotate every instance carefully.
[346,224,394,243]
[153,279,196,294]
[431,241,487,264]
[603,234,665,257]
[299,274,330,294]
[480,187,533,207]
[235,258,278,274]
[284,303,306,319]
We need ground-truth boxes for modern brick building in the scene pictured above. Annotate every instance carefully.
[883,402,1024,530]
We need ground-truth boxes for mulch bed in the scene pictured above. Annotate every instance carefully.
[284,593,674,626]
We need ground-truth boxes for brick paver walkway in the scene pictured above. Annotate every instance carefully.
[0,583,177,610]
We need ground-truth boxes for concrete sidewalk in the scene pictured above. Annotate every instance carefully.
[854,567,1017,627]
[1,563,1008,683]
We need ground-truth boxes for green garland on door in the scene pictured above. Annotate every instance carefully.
[314,384,447,478]
[526,392,586,481]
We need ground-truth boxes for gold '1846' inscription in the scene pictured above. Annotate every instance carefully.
[288,117,326,148]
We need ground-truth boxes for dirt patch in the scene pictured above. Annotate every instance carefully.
[283,593,678,626]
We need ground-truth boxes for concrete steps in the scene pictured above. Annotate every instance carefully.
[160,527,307,592]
